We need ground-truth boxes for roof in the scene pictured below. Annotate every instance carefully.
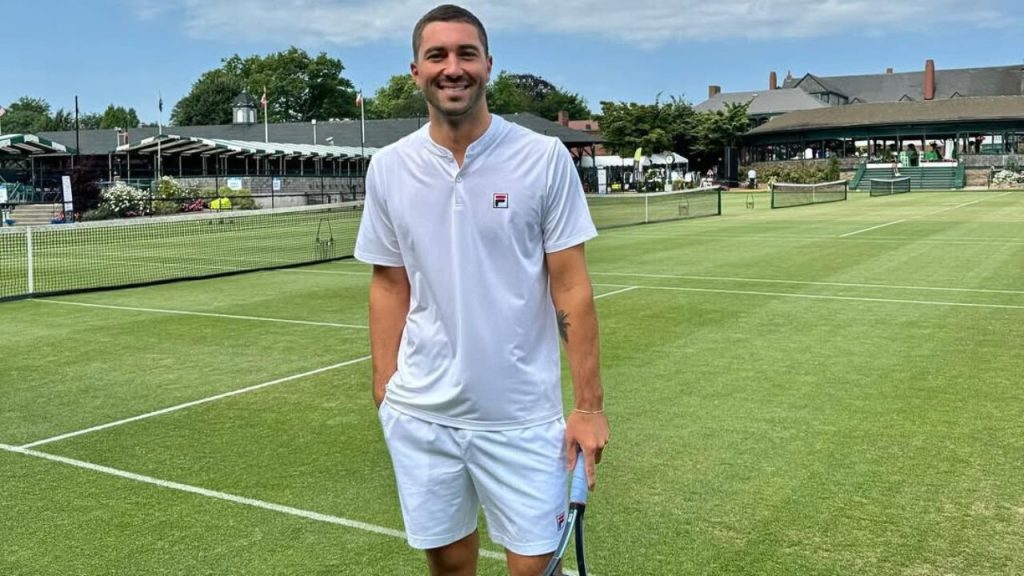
[116,134,377,159]
[784,64,1023,103]
[0,133,76,155]
[37,112,599,156]
[746,96,1024,136]
[232,93,256,107]
[695,88,829,115]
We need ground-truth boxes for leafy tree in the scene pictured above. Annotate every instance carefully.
[487,72,590,121]
[597,95,695,157]
[99,105,140,130]
[78,112,103,130]
[368,74,426,119]
[171,69,246,126]
[172,47,358,126]
[690,101,751,168]
[2,97,52,133]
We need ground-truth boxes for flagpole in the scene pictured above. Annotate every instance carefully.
[263,87,269,143]
[359,90,365,174]
[157,92,163,180]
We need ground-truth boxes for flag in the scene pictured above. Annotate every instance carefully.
[0,105,6,118]
[355,92,363,108]
[633,147,643,161]
[158,95,163,113]
[261,88,268,110]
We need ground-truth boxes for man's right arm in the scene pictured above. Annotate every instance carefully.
[368,264,410,407]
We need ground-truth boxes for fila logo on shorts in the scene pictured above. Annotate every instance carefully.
[493,193,508,209]
[556,511,566,530]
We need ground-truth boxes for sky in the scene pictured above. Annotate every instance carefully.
[2,0,1021,124]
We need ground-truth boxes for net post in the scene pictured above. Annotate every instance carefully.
[27,225,34,295]
[644,194,649,224]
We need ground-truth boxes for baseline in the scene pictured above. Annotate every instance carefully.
[590,272,1024,295]
[36,299,368,329]
[20,355,371,449]
[592,283,1024,310]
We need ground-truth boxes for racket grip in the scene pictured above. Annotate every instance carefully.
[570,451,589,504]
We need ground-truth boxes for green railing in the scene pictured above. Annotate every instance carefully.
[849,162,867,190]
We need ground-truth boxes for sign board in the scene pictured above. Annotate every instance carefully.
[272,177,282,191]
[227,178,243,191]
[596,168,608,194]
[0,185,7,204]
[62,175,74,205]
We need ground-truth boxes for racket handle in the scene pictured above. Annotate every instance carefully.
[570,451,589,504]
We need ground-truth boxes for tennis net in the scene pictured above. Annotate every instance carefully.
[0,202,362,301]
[770,180,848,209]
[869,177,912,196]
[586,187,722,229]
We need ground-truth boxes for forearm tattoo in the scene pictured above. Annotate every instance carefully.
[557,310,570,343]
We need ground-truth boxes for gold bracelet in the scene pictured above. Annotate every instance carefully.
[573,408,605,415]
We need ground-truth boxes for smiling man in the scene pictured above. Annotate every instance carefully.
[354,5,610,575]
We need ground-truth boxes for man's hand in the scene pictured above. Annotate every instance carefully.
[565,410,610,490]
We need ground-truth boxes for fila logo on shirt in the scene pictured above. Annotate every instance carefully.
[492,193,508,209]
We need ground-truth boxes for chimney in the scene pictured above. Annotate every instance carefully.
[557,110,569,126]
[886,67,893,75]
[769,71,777,90]
[924,59,936,100]
[709,85,721,98]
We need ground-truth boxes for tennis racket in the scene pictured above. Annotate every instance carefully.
[542,451,590,576]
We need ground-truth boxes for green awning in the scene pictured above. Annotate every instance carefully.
[0,133,76,155]
[116,134,377,160]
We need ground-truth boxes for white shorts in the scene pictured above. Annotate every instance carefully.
[378,402,568,555]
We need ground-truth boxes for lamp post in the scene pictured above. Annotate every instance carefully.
[312,119,317,144]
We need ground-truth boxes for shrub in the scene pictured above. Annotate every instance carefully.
[216,186,258,210]
[80,204,117,221]
[99,181,148,217]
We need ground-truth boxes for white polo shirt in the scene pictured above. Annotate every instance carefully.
[355,114,597,430]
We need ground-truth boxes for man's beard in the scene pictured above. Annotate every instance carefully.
[424,80,486,120]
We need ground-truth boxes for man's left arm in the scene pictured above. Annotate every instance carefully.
[547,243,610,490]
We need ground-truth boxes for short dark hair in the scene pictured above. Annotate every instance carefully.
[412,4,489,61]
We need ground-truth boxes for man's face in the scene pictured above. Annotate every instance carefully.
[412,21,492,120]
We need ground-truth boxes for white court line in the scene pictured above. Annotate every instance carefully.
[281,268,371,276]
[839,219,908,237]
[0,444,528,568]
[592,283,1024,310]
[20,356,371,449]
[591,272,1024,295]
[604,231,1024,246]
[594,286,638,300]
[0,444,585,574]
[35,299,368,329]
[840,191,1014,238]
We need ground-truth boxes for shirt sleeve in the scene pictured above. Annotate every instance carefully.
[542,138,598,253]
[354,157,404,267]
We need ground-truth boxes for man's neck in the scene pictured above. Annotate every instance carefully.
[428,106,492,166]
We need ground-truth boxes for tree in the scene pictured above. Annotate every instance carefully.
[2,97,53,134]
[597,96,695,157]
[99,105,140,130]
[690,101,751,168]
[368,74,427,119]
[172,47,358,126]
[171,69,246,126]
[487,72,590,121]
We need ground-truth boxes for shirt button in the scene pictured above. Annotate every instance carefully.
[455,175,463,183]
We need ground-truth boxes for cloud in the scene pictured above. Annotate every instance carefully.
[148,0,1013,47]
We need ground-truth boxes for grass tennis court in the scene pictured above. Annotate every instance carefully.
[3,190,1023,575]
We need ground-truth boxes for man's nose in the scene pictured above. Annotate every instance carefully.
[442,54,463,76]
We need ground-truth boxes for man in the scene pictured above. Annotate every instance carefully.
[354,5,610,575]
